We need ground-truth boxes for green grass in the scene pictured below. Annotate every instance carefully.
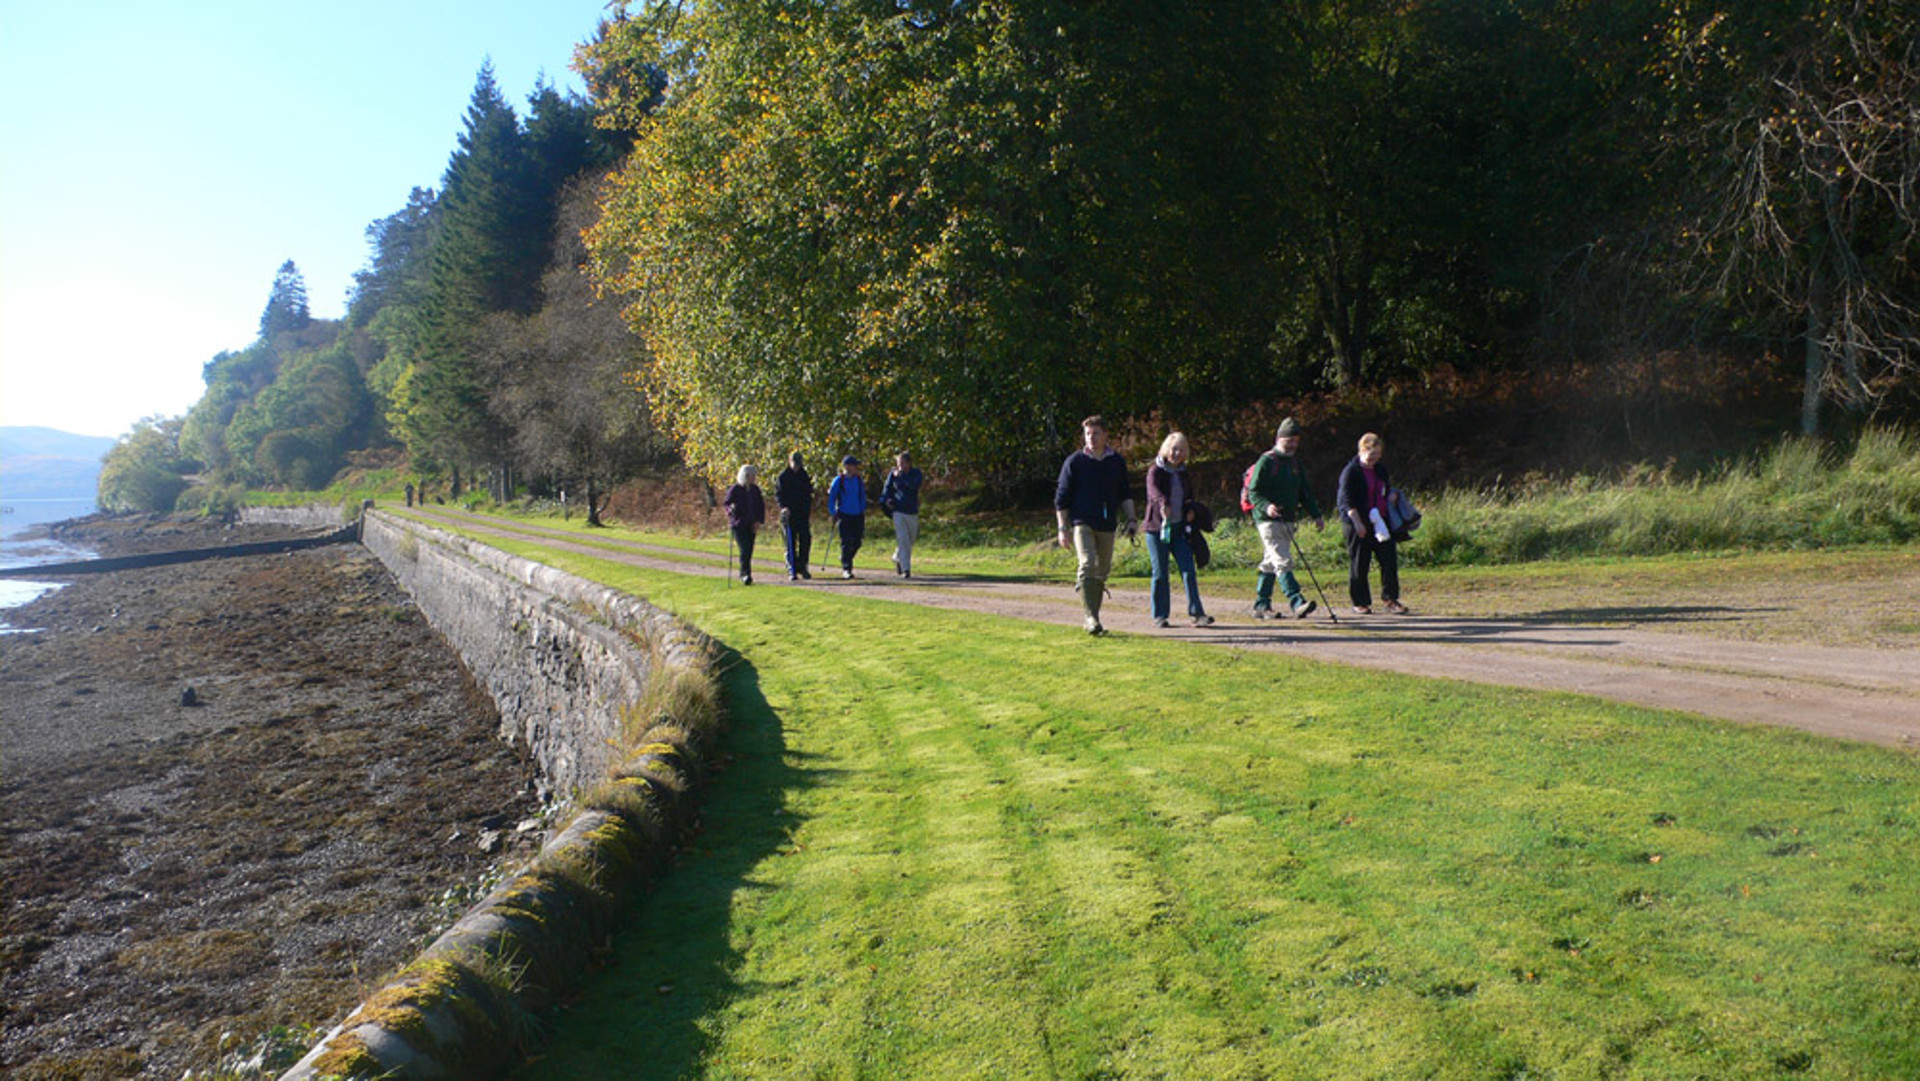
[447,533,1920,1079]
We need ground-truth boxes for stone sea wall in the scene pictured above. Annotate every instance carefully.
[284,510,719,1079]
[358,511,695,797]
[237,504,354,529]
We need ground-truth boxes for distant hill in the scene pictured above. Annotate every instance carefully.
[0,426,117,500]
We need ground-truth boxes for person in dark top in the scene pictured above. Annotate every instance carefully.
[881,451,925,578]
[1336,432,1409,615]
[827,456,868,578]
[1144,431,1213,628]
[1246,417,1325,619]
[722,464,766,585]
[1054,415,1136,635]
[776,451,814,581]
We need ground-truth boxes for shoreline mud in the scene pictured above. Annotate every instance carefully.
[0,514,544,1078]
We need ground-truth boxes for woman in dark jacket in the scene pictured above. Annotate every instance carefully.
[1143,432,1213,628]
[723,464,766,585]
[1335,433,1408,614]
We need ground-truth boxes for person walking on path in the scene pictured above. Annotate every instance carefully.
[1336,432,1409,615]
[723,465,766,585]
[881,451,925,578]
[1247,417,1325,619]
[776,451,815,581]
[827,456,869,578]
[1055,415,1137,635]
[1144,432,1214,629]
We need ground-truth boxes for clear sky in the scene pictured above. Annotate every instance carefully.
[0,1,615,439]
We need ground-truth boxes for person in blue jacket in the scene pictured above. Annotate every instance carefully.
[881,451,925,578]
[827,456,868,579]
[1054,415,1136,635]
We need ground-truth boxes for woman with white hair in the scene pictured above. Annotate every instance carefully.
[723,464,766,585]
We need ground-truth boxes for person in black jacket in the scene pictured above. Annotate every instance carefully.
[1335,432,1408,615]
[723,464,766,585]
[1054,415,1136,635]
[776,451,814,581]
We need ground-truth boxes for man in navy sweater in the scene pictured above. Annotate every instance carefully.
[1054,415,1137,635]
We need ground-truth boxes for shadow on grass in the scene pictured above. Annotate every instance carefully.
[512,642,835,1079]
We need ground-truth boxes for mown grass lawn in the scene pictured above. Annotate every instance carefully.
[456,531,1920,1080]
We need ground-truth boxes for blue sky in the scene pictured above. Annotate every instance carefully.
[0,1,615,439]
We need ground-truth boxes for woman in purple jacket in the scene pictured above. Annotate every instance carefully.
[1335,433,1408,614]
[723,464,766,585]
[1144,432,1213,628]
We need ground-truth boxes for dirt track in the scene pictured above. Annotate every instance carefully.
[411,507,1920,751]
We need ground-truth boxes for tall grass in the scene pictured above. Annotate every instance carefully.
[1180,428,1920,572]
[1412,428,1920,565]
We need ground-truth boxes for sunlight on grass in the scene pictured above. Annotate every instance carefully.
[437,530,1920,1080]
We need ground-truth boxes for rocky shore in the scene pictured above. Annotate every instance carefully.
[1,515,544,1078]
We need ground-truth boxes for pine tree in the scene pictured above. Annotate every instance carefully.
[258,259,311,338]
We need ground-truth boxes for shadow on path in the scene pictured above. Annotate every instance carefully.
[513,645,835,1078]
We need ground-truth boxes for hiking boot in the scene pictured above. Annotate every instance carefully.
[1384,600,1409,615]
[842,569,855,579]
[1191,613,1215,628]
[800,570,812,580]
[1084,616,1107,636]
[1252,602,1276,620]
[1352,605,1372,615]
[789,573,799,582]
[742,574,753,586]
[1153,617,1171,629]
[1291,598,1317,619]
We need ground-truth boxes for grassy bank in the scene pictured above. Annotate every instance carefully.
[429,530,1920,1078]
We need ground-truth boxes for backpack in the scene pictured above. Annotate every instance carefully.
[1239,451,1276,515]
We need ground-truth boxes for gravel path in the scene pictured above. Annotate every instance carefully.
[413,507,1920,750]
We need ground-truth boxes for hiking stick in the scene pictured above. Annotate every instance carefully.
[727,529,735,588]
[1292,530,1338,624]
[823,519,839,575]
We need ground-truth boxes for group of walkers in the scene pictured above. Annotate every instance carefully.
[1055,414,1410,636]
[723,452,923,584]
[719,413,1411,636]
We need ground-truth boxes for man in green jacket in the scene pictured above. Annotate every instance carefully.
[1248,417,1325,618]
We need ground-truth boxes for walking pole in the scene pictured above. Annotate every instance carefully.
[1292,531,1338,624]
[727,529,735,589]
[822,520,838,576]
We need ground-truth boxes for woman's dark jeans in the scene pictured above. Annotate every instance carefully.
[732,525,756,577]
[1146,529,1204,620]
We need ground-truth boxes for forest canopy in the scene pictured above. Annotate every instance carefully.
[125,1,1918,510]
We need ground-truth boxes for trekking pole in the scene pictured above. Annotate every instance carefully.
[727,529,735,589]
[1292,531,1339,624]
[823,521,838,575]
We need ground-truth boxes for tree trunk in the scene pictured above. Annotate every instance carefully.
[1800,251,1831,437]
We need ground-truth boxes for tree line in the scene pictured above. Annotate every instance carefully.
[104,1,1918,513]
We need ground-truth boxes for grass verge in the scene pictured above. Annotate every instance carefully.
[435,531,1920,1079]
